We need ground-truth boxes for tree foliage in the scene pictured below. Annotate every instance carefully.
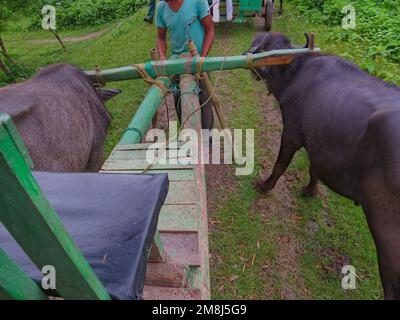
[28,0,147,29]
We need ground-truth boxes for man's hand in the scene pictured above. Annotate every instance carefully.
[157,27,168,60]
[200,14,215,57]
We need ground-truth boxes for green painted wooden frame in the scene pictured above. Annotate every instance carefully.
[0,113,110,300]
[0,249,48,300]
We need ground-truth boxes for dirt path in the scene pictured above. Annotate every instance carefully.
[30,26,113,45]
[254,86,310,299]
[252,14,312,297]
[206,16,311,299]
[205,25,238,218]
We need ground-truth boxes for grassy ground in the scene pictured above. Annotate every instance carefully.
[0,3,389,299]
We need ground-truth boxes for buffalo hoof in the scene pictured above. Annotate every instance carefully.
[255,180,271,193]
[278,10,283,15]
[301,186,318,197]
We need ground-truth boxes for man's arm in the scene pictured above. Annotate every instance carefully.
[200,14,215,57]
[156,27,168,60]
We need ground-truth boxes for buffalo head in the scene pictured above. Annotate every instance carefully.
[244,32,311,81]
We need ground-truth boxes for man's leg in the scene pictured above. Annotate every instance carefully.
[226,0,234,21]
[208,0,214,16]
[212,0,220,23]
[173,77,214,130]
[199,78,214,130]
[171,76,182,123]
[144,0,156,23]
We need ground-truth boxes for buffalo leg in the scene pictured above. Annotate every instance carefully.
[377,246,400,299]
[86,142,105,172]
[256,131,301,192]
[361,175,400,299]
[199,78,214,131]
[279,0,283,15]
[301,164,319,197]
[363,203,400,299]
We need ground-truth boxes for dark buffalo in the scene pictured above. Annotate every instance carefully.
[0,63,120,171]
[247,32,400,299]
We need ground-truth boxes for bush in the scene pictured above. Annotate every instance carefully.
[26,0,147,29]
[290,0,400,64]
[0,4,12,31]
[0,61,33,86]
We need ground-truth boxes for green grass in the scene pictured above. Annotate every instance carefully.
[0,4,388,299]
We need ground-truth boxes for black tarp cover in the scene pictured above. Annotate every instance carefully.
[0,172,169,300]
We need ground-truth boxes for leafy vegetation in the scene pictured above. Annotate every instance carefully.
[0,4,31,85]
[0,63,31,87]
[0,0,147,30]
[0,3,11,23]
[0,0,145,84]
[290,0,400,73]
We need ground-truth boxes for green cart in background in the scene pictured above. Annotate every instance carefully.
[211,0,279,31]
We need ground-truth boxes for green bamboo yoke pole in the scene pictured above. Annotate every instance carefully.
[85,48,320,83]
[118,76,170,145]
[0,114,110,300]
[0,249,49,300]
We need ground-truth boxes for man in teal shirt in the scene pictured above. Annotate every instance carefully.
[156,0,215,130]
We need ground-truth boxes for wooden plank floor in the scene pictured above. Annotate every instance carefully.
[101,142,209,300]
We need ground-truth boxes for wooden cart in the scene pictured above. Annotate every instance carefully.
[0,45,319,300]
[212,0,275,31]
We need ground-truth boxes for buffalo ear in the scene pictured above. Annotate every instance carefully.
[248,33,270,54]
[100,88,121,102]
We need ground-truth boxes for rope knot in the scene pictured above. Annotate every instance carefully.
[133,63,170,96]
[94,64,107,88]
[246,53,254,69]
[195,56,205,80]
